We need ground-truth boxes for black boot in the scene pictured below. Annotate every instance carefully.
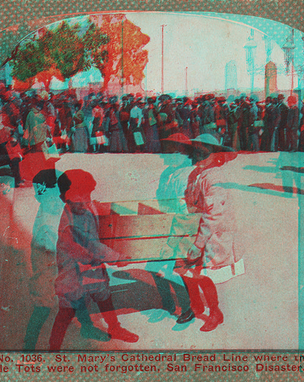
[176,308,195,324]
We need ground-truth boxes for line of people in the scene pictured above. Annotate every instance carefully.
[1,87,304,188]
[1,87,304,154]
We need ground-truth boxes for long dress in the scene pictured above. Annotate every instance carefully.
[70,110,89,153]
[105,107,128,153]
[143,107,161,153]
[24,107,49,149]
[22,107,52,181]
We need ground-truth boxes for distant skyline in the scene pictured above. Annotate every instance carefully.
[127,12,292,95]
[9,12,304,96]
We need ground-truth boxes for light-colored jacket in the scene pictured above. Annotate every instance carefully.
[185,159,240,268]
[24,107,48,146]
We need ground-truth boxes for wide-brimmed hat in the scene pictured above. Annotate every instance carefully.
[161,133,192,145]
[205,94,215,101]
[191,134,234,152]
[159,94,172,102]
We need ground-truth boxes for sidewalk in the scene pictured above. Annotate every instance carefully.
[0,152,300,350]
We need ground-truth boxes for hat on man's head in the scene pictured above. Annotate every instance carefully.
[227,95,235,104]
[191,134,234,152]
[217,96,226,103]
[205,94,215,101]
[109,96,118,104]
[136,97,145,106]
[249,94,259,103]
[159,94,172,102]
[287,95,297,106]
[184,98,192,106]
[147,97,156,104]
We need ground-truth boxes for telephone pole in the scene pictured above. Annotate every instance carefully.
[161,24,166,93]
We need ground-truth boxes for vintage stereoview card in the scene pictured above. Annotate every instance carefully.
[0,3,304,380]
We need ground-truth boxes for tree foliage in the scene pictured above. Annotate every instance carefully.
[11,40,46,82]
[47,22,87,80]
[11,21,107,90]
[11,15,150,92]
[90,14,150,90]
[82,22,110,73]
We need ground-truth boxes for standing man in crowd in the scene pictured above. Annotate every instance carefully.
[277,94,288,151]
[286,95,299,152]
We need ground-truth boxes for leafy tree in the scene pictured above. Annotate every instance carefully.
[11,28,61,91]
[11,15,150,92]
[120,19,150,86]
[90,14,150,90]
[11,21,105,90]
[47,21,87,80]
[82,22,110,73]
[11,39,46,82]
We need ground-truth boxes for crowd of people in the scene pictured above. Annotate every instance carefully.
[1,87,304,153]
[0,86,303,185]
[0,85,254,348]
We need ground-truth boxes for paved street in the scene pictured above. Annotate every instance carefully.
[0,151,301,350]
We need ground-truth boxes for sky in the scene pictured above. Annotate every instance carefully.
[13,11,303,96]
[127,12,286,94]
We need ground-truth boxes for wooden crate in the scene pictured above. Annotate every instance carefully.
[97,200,201,262]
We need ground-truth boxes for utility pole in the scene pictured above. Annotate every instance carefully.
[291,29,295,96]
[145,63,148,98]
[121,18,124,95]
[185,66,188,96]
[161,24,166,94]
[282,28,296,96]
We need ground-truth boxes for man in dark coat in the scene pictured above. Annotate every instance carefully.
[260,97,273,151]
[270,95,281,152]
[277,94,288,151]
[119,95,132,150]
[286,95,299,151]
[237,94,250,151]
